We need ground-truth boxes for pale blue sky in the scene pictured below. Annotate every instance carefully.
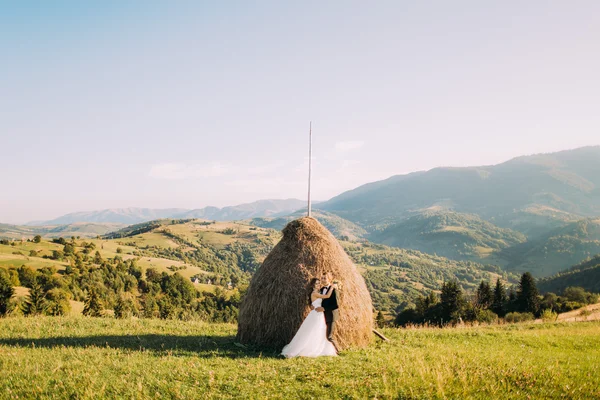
[1,1,599,224]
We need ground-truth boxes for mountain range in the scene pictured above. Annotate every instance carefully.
[27,199,308,226]
[7,146,600,277]
[313,146,600,276]
[319,146,600,228]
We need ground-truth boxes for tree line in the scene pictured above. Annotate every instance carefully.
[395,272,598,327]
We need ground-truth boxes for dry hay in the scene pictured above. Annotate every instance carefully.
[237,217,373,350]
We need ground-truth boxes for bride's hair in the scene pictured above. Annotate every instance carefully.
[308,277,320,305]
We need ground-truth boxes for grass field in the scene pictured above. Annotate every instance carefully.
[0,317,599,399]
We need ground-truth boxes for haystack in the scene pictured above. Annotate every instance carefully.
[237,217,373,350]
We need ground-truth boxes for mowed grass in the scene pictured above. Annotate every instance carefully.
[1,318,599,399]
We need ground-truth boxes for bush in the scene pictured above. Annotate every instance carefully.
[475,309,498,324]
[541,309,558,322]
[561,301,585,312]
[579,309,592,317]
[505,312,535,323]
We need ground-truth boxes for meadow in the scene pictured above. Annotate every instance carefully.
[1,317,599,399]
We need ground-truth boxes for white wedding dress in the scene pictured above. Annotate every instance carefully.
[281,298,338,358]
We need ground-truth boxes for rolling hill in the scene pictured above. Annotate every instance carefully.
[368,211,526,262]
[538,255,600,294]
[0,217,517,314]
[500,219,600,276]
[249,210,367,241]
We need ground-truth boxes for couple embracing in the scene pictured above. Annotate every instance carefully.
[281,271,340,358]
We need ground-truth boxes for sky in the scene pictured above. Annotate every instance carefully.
[1,1,599,224]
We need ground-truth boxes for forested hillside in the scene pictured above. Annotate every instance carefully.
[314,147,600,276]
[538,255,600,294]
[0,218,517,318]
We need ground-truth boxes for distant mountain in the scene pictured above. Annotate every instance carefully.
[29,208,187,226]
[538,255,600,294]
[250,210,367,240]
[315,146,600,276]
[178,199,307,221]
[0,222,126,239]
[28,199,307,226]
[320,146,600,230]
[368,211,526,262]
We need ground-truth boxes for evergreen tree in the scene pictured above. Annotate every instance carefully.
[440,280,465,324]
[475,281,493,309]
[491,278,508,317]
[375,311,385,328]
[44,288,71,316]
[114,293,139,319]
[114,294,126,319]
[83,287,103,317]
[94,251,103,264]
[0,273,14,316]
[142,294,159,318]
[23,280,46,316]
[516,272,540,315]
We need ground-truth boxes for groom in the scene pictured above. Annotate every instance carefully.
[316,271,339,351]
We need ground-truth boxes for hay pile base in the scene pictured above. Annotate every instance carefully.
[237,217,373,350]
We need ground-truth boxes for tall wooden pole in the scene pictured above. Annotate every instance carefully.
[308,121,312,217]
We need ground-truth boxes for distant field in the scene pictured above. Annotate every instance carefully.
[0,317,599,399]
[0,229,231,295]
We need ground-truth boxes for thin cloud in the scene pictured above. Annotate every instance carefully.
[149,163,231,180]
[335,140,365,152]
[340,159,361,169]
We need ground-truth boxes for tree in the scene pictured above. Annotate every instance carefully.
[475,281,493,310]
[440,280,465,324]
[17,265,38,288]
[540,292,559,313]
[114,292,139,319]
[44,288,71,316]
[516,272,540,315]
[83,287,103,317]
[375,311,385,328]
[33,235,42,243]
[63,243,75,256]
[491,278,508,317]
[562,287,588,304]
[0,273,14,316]
[93,251,103,264]
[23,280,46,316]
[142,294,160,318]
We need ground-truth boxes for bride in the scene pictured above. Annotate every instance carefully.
[281,277,338,358]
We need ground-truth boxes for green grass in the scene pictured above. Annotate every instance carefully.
[1,317,599,399]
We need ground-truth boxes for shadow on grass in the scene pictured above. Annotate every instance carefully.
[0,334,282,359]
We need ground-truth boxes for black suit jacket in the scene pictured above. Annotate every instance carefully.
[320,285,339,311]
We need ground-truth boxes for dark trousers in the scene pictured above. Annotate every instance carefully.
[324,309,339,349]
